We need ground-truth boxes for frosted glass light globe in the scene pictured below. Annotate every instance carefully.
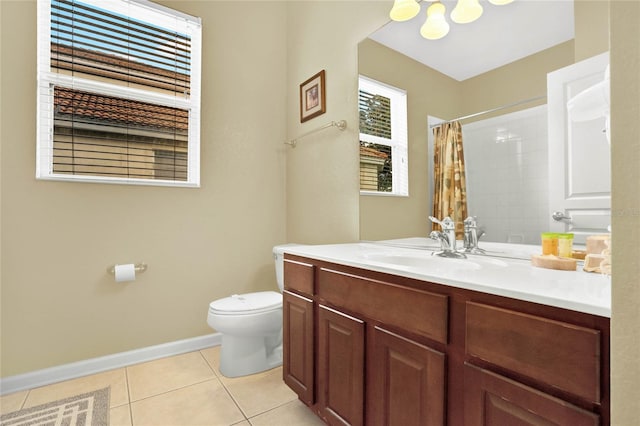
[451,0,484,24]
[389,0,420,22]
[420,2,450,40]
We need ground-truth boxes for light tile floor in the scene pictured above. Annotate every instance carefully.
[0,346,325,426]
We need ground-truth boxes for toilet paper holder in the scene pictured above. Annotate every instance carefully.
[106,263,148,275]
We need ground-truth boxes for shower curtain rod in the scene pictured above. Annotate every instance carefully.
[429,95,546,129]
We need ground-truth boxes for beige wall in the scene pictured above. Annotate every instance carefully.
[285,1,389,244]
[575,0,610,62]
[358,39,461,240]
[0,0,288,376]
[460,40,576,119]
[610,1,640,423]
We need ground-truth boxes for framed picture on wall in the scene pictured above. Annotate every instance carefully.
[300,70,326,123]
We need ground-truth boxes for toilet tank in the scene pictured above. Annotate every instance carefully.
[273,244,302,292]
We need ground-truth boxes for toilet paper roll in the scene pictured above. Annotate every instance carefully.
[114,264,136,283]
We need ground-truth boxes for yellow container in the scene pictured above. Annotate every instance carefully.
[541,233,558,256]
[558,233,574,258]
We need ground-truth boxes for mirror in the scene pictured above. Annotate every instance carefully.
[358,0,610,245]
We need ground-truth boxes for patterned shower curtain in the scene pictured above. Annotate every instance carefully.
[432,121,468,239]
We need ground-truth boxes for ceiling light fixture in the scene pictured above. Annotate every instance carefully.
[389,0,421,22]
[420,2,450,40]
[389,0,515,41]
[451,0,484,24]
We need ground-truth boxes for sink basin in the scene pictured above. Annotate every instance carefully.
[370,238,541,261]
[363,253,478,271]
[361,251,509,273]
[465,256,509,268]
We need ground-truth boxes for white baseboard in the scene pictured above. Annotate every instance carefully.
[0,333,221,396]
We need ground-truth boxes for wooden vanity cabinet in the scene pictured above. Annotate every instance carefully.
[368,326,446,426]
[284,255,448,425]
[463,301,606,425]
[316,267,448,426]
[464,363,599,426]
[282,255,610,426]
[465,301,602,404]
[282,259,315,405]
[283,290,314,405]
[317,305,365,425]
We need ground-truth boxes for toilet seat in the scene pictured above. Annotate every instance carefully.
[209,291,282,316]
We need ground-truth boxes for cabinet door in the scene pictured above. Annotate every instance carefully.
[464,363,599,426]
[318,305,365,426]
[368,326,445,426]
[283,290,314,405]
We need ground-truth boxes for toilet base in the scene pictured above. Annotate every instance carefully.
[218,334,283,378]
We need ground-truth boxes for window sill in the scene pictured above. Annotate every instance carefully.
[36,174,200,188]
[360,191,409,198]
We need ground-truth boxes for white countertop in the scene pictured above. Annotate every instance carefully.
[283,239,611,318]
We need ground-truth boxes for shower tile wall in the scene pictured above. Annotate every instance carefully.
[463,105,548,245]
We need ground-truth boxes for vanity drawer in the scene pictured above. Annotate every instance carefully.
[284,259,315,297]
[318,268,448,344]
[465,301,601,403]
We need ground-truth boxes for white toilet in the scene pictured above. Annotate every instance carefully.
[207,244,293,377]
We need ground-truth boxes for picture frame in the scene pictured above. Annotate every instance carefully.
[299,70,326,123]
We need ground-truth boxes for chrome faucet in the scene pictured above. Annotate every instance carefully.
[429,216,465,258]
[463,216,486,254]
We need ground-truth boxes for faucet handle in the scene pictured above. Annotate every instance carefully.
[429,216,455,230]
[428,216,443,227]
[440,217,455,230]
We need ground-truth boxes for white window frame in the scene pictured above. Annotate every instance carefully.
[359,75,409,197]
[36,0,202,187]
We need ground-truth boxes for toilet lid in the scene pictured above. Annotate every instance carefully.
[209,291,282,315]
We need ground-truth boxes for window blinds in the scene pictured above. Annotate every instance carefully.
[359,90,392,139]
[358,76,409,196]
[359,89,394,192]
[37,0,201,186]
[50,0,192,96]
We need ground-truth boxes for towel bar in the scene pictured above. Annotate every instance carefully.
[285,120,347,147]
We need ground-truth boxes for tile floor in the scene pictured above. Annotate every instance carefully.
[0,346,325,425]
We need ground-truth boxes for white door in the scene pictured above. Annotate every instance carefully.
[547,52,610,244]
